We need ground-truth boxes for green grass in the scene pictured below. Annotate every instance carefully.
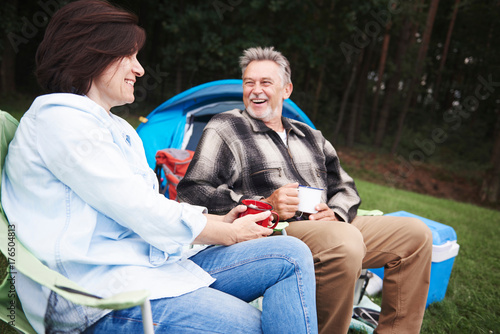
[356,179,500,334]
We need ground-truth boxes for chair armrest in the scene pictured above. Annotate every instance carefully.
[0,212,150,310]
[53,283,150,310]
[357,209,384,216]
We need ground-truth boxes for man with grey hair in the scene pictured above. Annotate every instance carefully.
[178,46,433,334]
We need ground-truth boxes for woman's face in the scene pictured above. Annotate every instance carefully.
[87,52,145,112]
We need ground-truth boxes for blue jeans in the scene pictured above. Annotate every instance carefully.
[85,236,317,333]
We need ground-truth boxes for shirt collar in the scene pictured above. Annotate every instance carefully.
[241,109,306,138]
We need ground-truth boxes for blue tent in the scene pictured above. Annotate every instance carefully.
[137,79,315,169]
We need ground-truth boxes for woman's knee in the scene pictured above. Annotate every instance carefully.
[259,236,316,285]
[271,236,314,267]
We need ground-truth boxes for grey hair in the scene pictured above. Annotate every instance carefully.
[239,46,292,86]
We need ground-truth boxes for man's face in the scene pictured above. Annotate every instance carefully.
[242,60,292,123]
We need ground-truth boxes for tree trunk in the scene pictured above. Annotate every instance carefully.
[175,60,183,94]
[312,1,336,123]
[354,43,375,141]
[373,16,413,146]
[333,49,364,144]
[480,2,500,205]
[372,0,421,145]
[434,0,460,102]
[391,0,440,154]
[0,35,17,94]
[369,18,393,140]
[481,111,500,204]
[347,41,374,147]
[312,68,325,124]
[0,0,18,94]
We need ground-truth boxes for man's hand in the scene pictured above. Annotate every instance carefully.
[308,203,340,221]
[264,183,300,220]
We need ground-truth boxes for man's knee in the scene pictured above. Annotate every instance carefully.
[408,218,432,241]
[313,224,365,274]
[402,218,433,254]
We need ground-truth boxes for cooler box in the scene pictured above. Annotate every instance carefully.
[368,211,460,307]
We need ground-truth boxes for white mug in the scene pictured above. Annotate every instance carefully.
[297,185,324,213]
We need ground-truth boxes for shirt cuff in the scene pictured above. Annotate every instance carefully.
[189,204,208,214]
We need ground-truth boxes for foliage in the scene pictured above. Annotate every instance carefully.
[0,0,499,199]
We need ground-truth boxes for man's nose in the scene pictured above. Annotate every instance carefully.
[253,83,263,94]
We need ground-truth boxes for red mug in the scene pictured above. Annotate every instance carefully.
[238,199,280,229]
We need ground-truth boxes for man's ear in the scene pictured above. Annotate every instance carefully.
[283,82,293,100]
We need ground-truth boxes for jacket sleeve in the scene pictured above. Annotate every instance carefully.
[323,139,361,223]
[36,105,207,254]
[178,127,253,215]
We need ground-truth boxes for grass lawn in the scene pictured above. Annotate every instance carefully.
[353,179,500,334]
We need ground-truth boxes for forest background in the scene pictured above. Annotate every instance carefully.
[1,0,499,210]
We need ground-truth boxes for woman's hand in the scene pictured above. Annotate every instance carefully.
[195,209,273,246]
[228,210,274,243]
[223,204,248,223]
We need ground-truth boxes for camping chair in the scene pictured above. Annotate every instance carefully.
[0,111,154,334]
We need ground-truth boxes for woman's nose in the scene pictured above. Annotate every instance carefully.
[133,58,145,77]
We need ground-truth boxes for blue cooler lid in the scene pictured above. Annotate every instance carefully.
[385,211,457,245]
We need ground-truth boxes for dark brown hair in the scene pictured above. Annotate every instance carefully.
[35,0,146,95]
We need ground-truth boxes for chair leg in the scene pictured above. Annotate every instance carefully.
[141,299,155,334]
[353,269,371,305]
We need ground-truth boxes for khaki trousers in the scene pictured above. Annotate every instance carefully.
[285,215,433,334]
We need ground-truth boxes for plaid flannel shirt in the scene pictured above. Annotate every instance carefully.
[177,109,361,223]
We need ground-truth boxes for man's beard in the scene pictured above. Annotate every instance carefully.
[246,104,279,122]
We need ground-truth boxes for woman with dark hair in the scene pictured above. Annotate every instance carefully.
[35,0,146,95]
[1,1,318,333]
